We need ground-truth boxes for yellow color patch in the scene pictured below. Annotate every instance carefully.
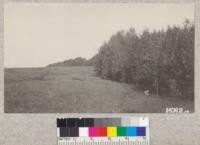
[107,127,117,137]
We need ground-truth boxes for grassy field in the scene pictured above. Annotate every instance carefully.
[4,66,194,113]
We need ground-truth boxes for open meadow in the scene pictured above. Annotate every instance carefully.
[4,66,193,113]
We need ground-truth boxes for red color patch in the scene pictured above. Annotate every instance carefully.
[98,127,107,136]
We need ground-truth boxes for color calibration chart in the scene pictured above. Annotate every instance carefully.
[57,117,149,145]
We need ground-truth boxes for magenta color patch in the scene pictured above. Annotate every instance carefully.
[89,127,98,137]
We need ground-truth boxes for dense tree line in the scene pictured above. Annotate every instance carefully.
[94,20,194,99]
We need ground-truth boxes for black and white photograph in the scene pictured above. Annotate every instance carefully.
[4,3,194,113]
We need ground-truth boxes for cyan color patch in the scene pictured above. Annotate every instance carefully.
[126,127,137,136]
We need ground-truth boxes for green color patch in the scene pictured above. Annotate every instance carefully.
[117,127,126,136]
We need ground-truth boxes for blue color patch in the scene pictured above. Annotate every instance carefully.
[126,127,137,136]
[137,127,146,136]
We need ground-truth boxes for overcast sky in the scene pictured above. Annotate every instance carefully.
[4,3,194,68]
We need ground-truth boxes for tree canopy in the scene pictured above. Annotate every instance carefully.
[94,20,194,99]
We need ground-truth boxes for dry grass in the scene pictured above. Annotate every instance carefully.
[4,66,194,113]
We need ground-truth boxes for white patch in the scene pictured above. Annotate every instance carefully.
[144,90,150,96]
[79,127,89,137]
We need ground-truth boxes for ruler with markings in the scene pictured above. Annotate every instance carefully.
[57,117,149,145]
